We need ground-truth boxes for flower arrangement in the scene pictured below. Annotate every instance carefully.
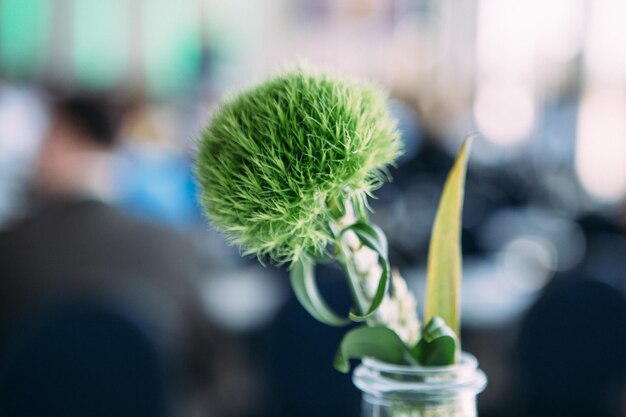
[195,67,472,375]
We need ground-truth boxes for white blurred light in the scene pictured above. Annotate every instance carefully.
[200,267,286,332]
[533,0,584,62]
[480,207,586,272]
[501,236,556,294]
[474,80,535,146]
[585,0,626,83]
[477,0,536,76]
[0,88,46,155]
[576,89,626,203]
[477,0,583,77]
[0,87,47,224]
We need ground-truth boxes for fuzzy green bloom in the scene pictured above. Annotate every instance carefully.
[195,69,402,265]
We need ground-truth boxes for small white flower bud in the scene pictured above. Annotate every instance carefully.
[353,245,379,275]
[342,230,361,251]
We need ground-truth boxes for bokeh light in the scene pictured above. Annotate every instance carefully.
[473,80,535,146]
[576,89,626,203]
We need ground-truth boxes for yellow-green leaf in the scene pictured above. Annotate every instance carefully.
[425,136,474,338]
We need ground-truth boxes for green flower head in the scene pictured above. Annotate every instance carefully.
[195,68,402,265]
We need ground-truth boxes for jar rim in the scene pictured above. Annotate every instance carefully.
[361,352,478,375]
[353,352,487,399]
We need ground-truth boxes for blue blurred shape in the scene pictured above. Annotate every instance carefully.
[113,146,201,228]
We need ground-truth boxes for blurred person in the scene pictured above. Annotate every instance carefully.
[0,94,257,417]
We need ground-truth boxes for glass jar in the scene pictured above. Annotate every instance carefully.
[352,353,487,417]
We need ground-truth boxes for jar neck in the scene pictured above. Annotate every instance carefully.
[353,352,487,404]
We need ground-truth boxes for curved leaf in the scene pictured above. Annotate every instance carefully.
[290,257,349,326]
[341,222,390,321]
[425,136,474,337]
[334,326,416,373]
[411,316,458,366]
[344,221,388,256]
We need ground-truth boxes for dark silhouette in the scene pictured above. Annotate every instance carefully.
[0,94,255,417]
[514,278,626,417]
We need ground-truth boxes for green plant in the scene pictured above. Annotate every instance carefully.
[196,68,400,265]
[195,67,472,373]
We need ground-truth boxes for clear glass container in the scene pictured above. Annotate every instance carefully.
[353,353,487,417]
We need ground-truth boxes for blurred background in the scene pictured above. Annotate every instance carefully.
[1,0,626,416]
